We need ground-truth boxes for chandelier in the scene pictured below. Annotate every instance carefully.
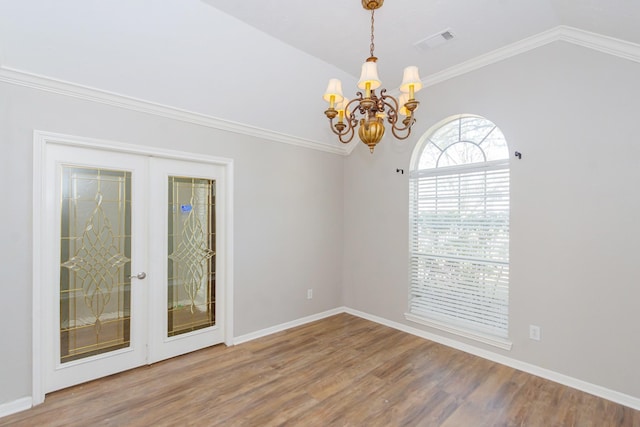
[323,0,423,153]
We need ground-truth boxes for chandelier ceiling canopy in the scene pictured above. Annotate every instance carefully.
[323,0,423,153]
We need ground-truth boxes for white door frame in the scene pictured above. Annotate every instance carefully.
[32,130,234,405]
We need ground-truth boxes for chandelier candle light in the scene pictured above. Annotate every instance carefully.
[323,0,423,153]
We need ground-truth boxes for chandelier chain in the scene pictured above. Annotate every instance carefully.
[370,9,375,57]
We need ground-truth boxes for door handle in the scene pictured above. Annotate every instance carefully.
[129,272,147,280]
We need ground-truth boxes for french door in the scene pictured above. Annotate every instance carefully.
[40,140,229,394]
[148,158,226,363]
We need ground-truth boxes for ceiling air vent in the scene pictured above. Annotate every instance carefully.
[414,29,456,51]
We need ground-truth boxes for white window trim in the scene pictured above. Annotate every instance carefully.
[409,115,511,349]
[405,313,513,350]
[410,158,510,179]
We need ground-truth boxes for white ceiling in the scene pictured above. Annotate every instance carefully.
[1,1,639,152]
[204,0,640,83]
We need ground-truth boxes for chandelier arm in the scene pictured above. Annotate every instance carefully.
[375,89,391,115]
[380,97,399,124]
[392,111,416,132]
[339,98,361,143]
[328,116,356,143]
[328,117,346,136]
[378,91,397,108]
[388,113,416,137]
[353,92,367,115]
[338,126,356,144]
[379,93,417,134]
[345,97,361,114]
[390,124,413,140]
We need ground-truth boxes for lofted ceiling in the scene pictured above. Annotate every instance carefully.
[1,1,639,153]
[204,0,640,84]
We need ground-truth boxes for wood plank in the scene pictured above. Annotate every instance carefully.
[1,313,638,426]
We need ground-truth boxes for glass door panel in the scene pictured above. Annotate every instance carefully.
[44,142,147,394]
[167,177,216,337]
[43,141,227,396]
[148,157,225,364]
[59,167,132,362]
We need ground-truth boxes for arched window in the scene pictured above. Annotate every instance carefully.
[408,115,511,347]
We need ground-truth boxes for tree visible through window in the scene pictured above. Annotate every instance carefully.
[408,115,510,341]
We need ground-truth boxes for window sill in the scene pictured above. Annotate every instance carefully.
[404,313,513,351]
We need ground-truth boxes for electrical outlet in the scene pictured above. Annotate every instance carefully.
[307,289,313,300]
[529,325,541,341]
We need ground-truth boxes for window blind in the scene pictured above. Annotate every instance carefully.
[409,161,510,338]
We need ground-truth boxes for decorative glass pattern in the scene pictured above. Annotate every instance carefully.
[60,167,132,362]
[167,177,216,336]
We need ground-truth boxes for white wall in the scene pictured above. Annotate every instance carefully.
[0,81,344,405]
[343,41,640,399]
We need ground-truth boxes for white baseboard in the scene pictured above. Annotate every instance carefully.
[7,306,637,418]
[0,396,32,419]
[344,307,640,411]
[232,307,346,345]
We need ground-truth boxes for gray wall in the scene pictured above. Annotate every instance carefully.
[343,41,640,399]
[2,38,639,408]
[0,0,355,143]
[0,82,345,404]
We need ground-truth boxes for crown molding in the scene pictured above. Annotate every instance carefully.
[1,26,638,158]
[422,25,640,88]
[347,25,640,155]
[557,25,640,64]
[422,26,560,87]
[0,66,349,156]
[344,140,359,155]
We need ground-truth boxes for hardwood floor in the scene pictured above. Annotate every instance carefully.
[2,313,639,426]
